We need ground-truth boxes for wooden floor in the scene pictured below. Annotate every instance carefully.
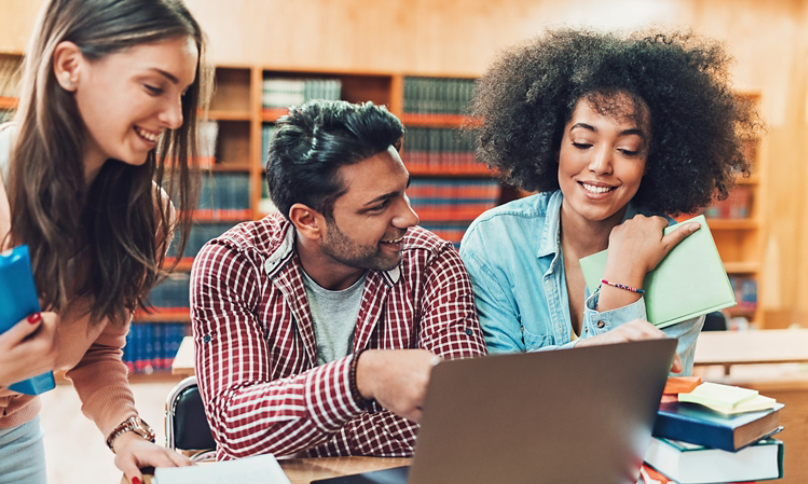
[39,376,182,484]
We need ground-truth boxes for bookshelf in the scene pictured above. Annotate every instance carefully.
[700,93,766,327]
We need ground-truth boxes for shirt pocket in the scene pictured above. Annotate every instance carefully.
[522,327,553,351]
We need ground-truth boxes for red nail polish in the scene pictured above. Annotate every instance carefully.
[27,313,41,324]
[132,477,141,484]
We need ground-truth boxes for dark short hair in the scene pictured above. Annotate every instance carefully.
[267,100,404,219]
[471,29,763,215]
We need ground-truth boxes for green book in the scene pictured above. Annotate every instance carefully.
[579,215,736,329]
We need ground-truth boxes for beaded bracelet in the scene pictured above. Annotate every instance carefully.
[349,348,374,409]
[600,279,644,294]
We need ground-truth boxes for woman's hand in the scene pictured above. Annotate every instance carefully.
[113,432,192,484]
[576,319,683,373]
[605,215,699,281]
[0,312,58,388]
[598,216,699,313]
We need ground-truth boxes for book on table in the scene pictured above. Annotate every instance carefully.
[643,437,783,484]
[653,401,784,452]
[579,215,736,328]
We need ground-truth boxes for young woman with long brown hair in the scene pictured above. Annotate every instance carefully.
[0,1,209,482]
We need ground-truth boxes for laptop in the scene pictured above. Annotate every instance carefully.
[313,338,677,484]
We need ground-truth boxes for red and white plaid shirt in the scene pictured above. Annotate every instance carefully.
[191,213,487,460]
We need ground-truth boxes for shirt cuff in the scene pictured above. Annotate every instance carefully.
[584,288,647,335]
[304,355,366,433]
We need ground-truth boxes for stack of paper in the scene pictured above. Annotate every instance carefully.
[679,382,778,415]
[153,455,291,484]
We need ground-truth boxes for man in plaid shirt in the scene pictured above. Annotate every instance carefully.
[191,100,487,460]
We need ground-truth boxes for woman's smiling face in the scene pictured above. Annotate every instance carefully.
[557,92,650,226]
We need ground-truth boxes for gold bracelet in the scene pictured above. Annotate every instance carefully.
[106,416,156,452]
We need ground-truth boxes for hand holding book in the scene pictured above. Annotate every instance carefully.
[0,246,56,395]
[581,215,736,328]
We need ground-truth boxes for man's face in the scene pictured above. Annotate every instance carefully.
[320,146,419,272]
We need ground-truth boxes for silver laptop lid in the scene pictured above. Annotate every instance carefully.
[408,338,676,484]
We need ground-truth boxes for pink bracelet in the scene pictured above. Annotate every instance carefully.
[600,279,644,294]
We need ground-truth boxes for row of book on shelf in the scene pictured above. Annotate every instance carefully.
[399,127,479,172]
[123,322,187,375]
[702,185,754,219]
[262,77,342,109]
[403,76,476,115]
[641,377,784,483]
[261,76,477,115]
[194,172,251,219]
[728,274,757,315]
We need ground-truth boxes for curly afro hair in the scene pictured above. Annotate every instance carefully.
[471,29,763,215]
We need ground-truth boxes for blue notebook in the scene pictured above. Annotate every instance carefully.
[0,245,55,395]
[653,401,784,452]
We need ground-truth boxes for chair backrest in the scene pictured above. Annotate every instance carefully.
[165,376,216,458]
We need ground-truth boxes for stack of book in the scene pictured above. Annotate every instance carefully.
[643,380,784,483]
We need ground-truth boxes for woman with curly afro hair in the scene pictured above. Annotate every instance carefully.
[459,29,760,375]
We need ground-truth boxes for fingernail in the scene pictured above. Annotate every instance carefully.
[27,313,41,324]
[132,477,141,484]
[690,223,700,232]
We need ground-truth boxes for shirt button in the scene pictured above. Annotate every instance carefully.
[596,321,606,329]
[465,328,473,336]
[203,334,212,343]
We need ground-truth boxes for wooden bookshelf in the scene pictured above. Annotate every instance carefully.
[0,97,17,109]
[709,93,766,326]
[706,219,758,230]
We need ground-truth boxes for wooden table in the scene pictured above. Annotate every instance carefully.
[693,329,808,374]
[129,457,411,484]
[278,457,411,484]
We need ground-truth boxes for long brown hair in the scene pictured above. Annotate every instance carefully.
[9,0,209,326]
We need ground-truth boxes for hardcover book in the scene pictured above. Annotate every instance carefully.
[644,437,783,483]
[653,401,784,452]
[580,215,736,328]
[0,245,55,395]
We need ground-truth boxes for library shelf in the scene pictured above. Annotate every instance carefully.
[706,219,758,230]
[165,259,194,272]
[207,110,251,121]
[405,165,496,177]
[206,163,252,172]
[724,261,759,274]
[0,97,17,109]
[133,310,190,323]
[261,108,288,122]
[399,113,481,127]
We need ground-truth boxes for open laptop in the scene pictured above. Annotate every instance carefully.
[313,338,677,484]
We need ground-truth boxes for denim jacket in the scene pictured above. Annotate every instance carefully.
[459,190,703,375]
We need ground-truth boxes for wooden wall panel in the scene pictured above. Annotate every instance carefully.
[2,0,808,325]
